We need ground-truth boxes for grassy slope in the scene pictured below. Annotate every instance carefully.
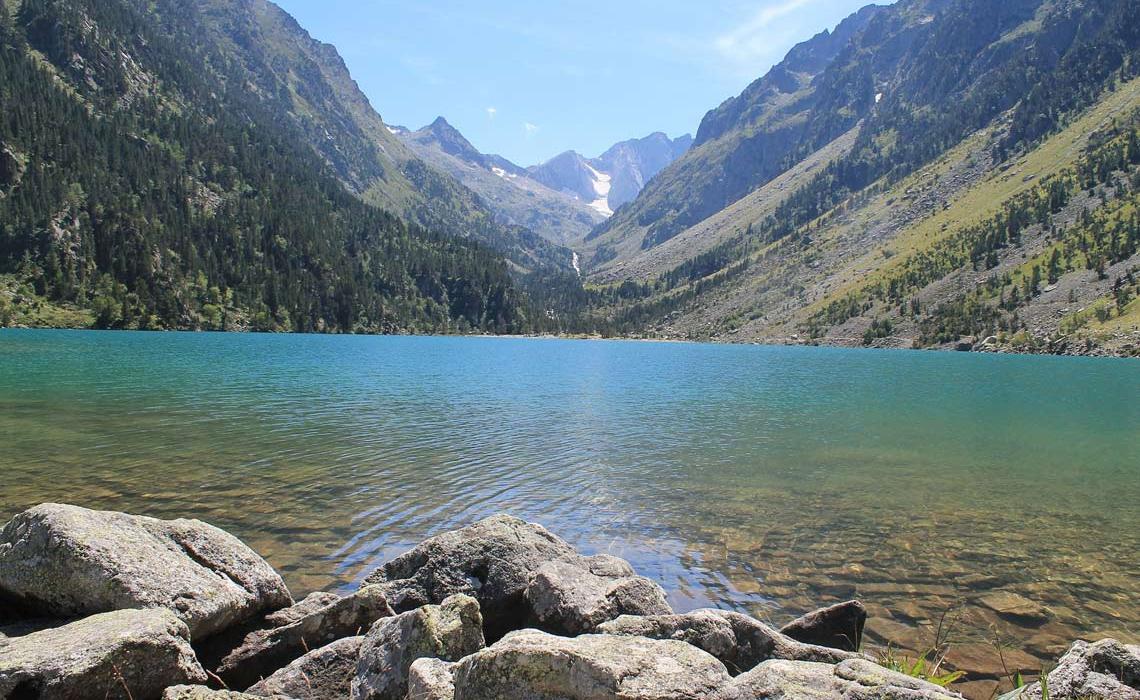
[593,77,1140,355]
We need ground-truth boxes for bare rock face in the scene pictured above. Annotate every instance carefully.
[597,609,862,675]
[779,600,867,652]
[0,609,207,700]
[1002,639,1140,700]
[246,636,363,700]
[406,658,456,700]
[264,592,342,628]
[450,628,732,699]
[524,555,672,635]
[0,504,292,640]
[215,586,393,690]
[712,658,963,699]
[362,514,671,640]
[352,594,484,700]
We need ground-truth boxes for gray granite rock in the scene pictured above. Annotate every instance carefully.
[406,658,456,700]
[598,609,862,674]
[0,608,207,700]
[163,687,276,700]
[450,628,731,699]
[246,636,363,700]
[0,504,292,639]
[524,555,672,635]
[712,658,963,699]
[264,592,342,628]
[1000,639,1140,700]
[215,586,393,690]
[352,594,483,700]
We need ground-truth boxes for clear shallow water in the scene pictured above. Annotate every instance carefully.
[0,330,1137,678]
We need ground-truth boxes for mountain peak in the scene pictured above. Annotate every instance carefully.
[414,117,483,165]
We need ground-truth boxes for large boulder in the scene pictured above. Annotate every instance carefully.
[779,601,867,652]
[215,586,393,690]
[362,514,670,639]
[263,592,342,628]
[598,609,862,674]
[524,555,672,635]
[407,658,456,700]
[0,608,207,700]
[246,636,363,700]
[0,504,292,639]
[712,658,963,699]
[352,594,483,700]
[450,628,732,699]
[1001,639,1140,700]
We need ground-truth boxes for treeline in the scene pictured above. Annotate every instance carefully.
[0,0,530,334]
[809,113,1140,341]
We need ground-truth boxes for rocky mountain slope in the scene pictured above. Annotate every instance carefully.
[0,0,545,333]
[396,118,605,246]
[528,133,692,218]
[580,0,1140,356]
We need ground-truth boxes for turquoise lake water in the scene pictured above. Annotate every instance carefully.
[0,330,1137,676]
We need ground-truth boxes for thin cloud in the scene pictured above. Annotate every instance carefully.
[486,107,498,119]
[715,0,818,64]
[523,122,540,138]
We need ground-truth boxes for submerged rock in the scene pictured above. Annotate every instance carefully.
[0,608,207,700]
[215,586,393,690]
[247,636,363,700]
[352,594,484,700]
[451,628,731,699]
[362,514,669,639]
[713,658,963,699]
[524,555,672,635]
[598,609,862,674]
[779,600,867,652]
[0,504,292,639]
[977,591,1049,625]
[1001,639,1140,700]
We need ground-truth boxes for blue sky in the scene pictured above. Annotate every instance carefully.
[272,0,883,166]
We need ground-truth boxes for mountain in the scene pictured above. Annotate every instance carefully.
[398,118,605,246]
[0,0,543,333]
[580,0,1140,356]
[527,133,693,218]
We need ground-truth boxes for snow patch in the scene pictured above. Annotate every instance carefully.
[875,92,883,104]
[583,162,613,217]
[572,252,581,277]
[387,126,403,135]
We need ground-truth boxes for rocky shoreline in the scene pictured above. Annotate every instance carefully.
[1,505,1136,700]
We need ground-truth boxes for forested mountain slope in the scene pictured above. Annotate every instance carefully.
[579,0,1140,356]
[0,0,536,333]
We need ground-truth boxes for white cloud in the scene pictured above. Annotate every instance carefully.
[486,107,497,119]
[523,122,540,138]
[715,0,818,64]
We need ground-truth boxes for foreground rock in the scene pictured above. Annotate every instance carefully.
[779,600,867,652]
[712,658,963,699]
[264,592,342,628]
[0,608,207,700]
[406,658,456,700]
[164,688,271,700]
[524,555,672,635]
[1001,639,1140,700]
[363,514,671,639]
[247,636,363,700]
[0,504,292,639]
[450,628,732,699]
[216,586,393,689]
[598,609,862,674]
[353,594,484,700]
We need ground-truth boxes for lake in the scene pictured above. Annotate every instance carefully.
[0,330,1137,686]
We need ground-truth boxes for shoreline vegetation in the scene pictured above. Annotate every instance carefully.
[1,321,1137,360]
[1,505,1137,700]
